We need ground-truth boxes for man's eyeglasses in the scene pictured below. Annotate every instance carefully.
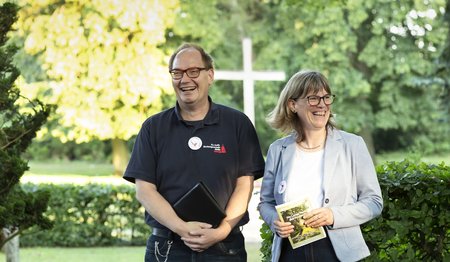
[301,94,335,106]
[169,67,208,80]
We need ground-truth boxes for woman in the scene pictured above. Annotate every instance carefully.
[258,70,383,262]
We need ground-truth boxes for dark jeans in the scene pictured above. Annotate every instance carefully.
[145,230,246,262]
[279,237,339,262]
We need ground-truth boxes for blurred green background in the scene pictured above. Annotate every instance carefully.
[1,0,449,261]
[4,0,448,175]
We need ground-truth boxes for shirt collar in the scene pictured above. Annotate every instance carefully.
[174,96,220,126]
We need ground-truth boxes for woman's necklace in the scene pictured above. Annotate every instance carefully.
[298,130,327,151]
[297,136,326,151]
[298,142,323,150]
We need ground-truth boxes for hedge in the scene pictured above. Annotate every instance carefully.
[259,160,449,262]
[20,183,149,247]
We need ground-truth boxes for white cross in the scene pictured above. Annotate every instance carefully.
[214,38,286,126]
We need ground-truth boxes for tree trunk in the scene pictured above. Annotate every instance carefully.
[112,138,130,177]
[2,228,19,262]
[358,126,377,165]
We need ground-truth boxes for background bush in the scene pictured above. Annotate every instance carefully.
[20,183,149,247]
[259,160,450,262]
[23,138,112,162]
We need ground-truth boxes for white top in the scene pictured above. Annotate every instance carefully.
[284,146,325,209]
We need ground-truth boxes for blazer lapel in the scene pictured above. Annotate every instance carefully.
[275,135,296,202]
[280,135,296,180]
[323,130,342,193]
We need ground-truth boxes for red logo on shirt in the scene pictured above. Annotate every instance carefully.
[204,143,227,154]
[214,144,227,154]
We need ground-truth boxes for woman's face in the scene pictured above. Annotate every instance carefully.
[289,88,331,131]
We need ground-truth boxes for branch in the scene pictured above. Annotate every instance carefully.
[0,224,46,249]
[0,227,21,249]
[0,127,34,150]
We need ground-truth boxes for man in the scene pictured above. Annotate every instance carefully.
[123,43,265,261]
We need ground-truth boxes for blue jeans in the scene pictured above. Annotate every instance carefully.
[144,232,247,262]
[279,237,339,262]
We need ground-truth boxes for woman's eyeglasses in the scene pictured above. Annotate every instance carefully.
[301,94,335,106]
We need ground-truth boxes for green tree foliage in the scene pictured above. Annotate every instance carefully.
[266,0,448,157]
[0,2,52,248]
[168,0,449,158]
[12,0,178,175]
[11,0,449,164]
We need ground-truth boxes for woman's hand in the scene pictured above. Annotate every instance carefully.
[303,207,334,228]
[273,219,294,238]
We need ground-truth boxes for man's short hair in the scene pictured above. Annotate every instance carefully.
[168,43,214,70]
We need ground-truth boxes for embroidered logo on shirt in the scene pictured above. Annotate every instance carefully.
[214,144,227,154]
[203,144,227,154]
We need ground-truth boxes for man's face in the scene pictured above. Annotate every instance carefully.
[170,48,213,107]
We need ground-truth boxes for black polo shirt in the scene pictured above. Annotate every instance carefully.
[124,98,265,228]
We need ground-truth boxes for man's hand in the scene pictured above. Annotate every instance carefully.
[181,175,254,252]
[181,223,228,252]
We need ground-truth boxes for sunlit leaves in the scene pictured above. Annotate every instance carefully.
[13,0,179,142]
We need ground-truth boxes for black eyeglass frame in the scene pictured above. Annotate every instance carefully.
[169,67,208,80]
[297,94,336,106]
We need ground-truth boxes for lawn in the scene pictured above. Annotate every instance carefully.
[376,151,450,165]
[25,161,115,176]
[20,161,121,184]
[21,151,450,183]
[0,243,262,262]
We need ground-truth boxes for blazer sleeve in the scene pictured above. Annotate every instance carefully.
[258,143,280,233]
[330,136,383,229]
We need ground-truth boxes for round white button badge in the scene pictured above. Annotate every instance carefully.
[278,180,287,194]
[188,136,202,150]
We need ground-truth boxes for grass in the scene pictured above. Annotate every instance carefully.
[0,247,144,262]
[22,151,449,181]
[25,161,114,176]
[376,151,450,165]
[21,161,120,184]
[0,243,262,262]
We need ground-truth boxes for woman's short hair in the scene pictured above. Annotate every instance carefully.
[266,70,336,139]
[168,43,214,70]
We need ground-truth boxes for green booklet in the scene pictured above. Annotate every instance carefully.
[275,199,326,249]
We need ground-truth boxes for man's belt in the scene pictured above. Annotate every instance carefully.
[152,226,242,239]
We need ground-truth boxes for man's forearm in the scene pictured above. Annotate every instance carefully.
[219,175,254,233]
[135,179,186,234]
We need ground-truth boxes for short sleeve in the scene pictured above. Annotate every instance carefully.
[237,115,265,180]
[123,121,157,184]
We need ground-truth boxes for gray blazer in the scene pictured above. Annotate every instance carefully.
[258,129,383,262]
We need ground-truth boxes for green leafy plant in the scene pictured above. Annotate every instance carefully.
[20,183,148,247]
[259,221,273,262]
[364,160,449,261]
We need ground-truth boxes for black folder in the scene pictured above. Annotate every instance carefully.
[173,181,226,228]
